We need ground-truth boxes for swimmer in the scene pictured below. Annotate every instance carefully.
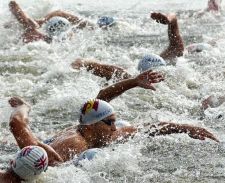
[8,70,219,166]
[8,1,95,43]
[0,146,48,183]
[71,54,166,82]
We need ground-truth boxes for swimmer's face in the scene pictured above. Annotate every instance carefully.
[101,114,117,131]
[93,114,117,140]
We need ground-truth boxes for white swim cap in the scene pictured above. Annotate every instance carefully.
[138,54,166,72]
[186,43,212,53]
[11,146,48,180]
[45,16,71,37]
[80,99,114,125]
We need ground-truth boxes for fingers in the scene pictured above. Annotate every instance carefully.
[8,97,24,107]
[8,97,30,108]
[202,130,219,142]
[194,128,219,142]
[143,71,164,83]
[150,13,169,24]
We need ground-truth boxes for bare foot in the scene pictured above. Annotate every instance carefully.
[9,97,29,108]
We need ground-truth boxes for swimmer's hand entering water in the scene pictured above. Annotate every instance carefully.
[136,70,164,91]
[147,122,219,142]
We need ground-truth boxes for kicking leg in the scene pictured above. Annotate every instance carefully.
[151,13,184,60]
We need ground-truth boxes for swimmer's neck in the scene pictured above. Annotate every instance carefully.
[0,168,21,183]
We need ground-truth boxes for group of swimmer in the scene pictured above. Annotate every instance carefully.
[0,0,223,182]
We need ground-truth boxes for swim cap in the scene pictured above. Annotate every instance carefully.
[97,16,115,27]
[80,99,114,125]
[11,146,48,180]
[186,43,212,53]
[73,148,104,166]
[138,54,166,72]
[45,16,71,37]
[115,119,131,128]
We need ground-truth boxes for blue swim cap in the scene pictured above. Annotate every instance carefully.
[73,148,104,166]
[97,16,115,27]
[138,54,166,72]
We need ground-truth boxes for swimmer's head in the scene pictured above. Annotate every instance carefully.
[138,54,166,72]
[97,16,115,27]
[45,16,71,37]
[11,146,48,181]
[79,99,114,125]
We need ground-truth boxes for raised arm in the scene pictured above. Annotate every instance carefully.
[35,10,94,29]
[9,1,51,43]
[97,70,164,102]
[9,1,38,30]
[146,122,219,142]
[8,97,63,166]
[71,58,131,81]
[151,13,184,60]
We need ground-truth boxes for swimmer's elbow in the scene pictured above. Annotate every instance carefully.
[96,89,109,102]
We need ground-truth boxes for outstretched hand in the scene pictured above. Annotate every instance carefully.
[151,13,170,24]
[71,59,84,70]
[135,70,164,90]
[9,96,30,108]
[157,122,219,142]
[186,125,219,142]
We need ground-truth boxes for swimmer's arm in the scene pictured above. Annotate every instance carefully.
[9,97,63,166]
[112,126,137,141]
[9,1,39,30]
[147,122,219,142]
[97,70,164,102]
[35,10,94,29]
[71,59,131,81]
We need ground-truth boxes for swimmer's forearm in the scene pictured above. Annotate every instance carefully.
[148,123,186,136]
[97,78,137,102]
[39,10,93,28]
[84,61,131,80]
[9,1,38,30]
[72,59,131,81]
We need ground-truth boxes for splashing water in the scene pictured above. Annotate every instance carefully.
[1,0,225,182]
